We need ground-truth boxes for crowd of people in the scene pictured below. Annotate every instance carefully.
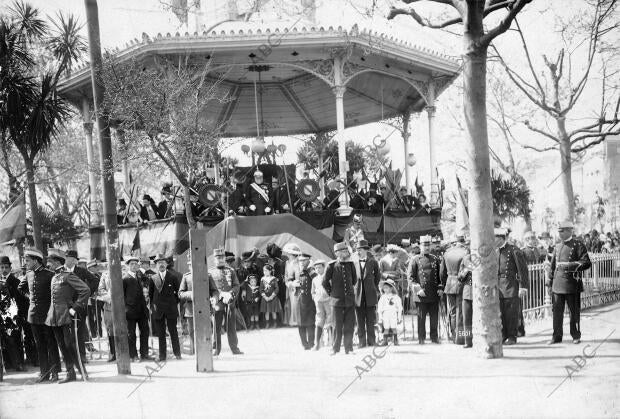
[0,212,613,383]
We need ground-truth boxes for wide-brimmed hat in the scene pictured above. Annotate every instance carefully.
[539,231,551,239]
[370,244,383,253]
[24,248,44,261]
[333,242,348,253]
[241,251,254,262]
[87,259,100,269]
[356,240,370,250]
[0,255,11,265]
[153,253,168,263]
[494,228,508,237]
[47,248,66,262]
[312,259,326,267]
[419,235,432,244]
[161,183,173,194]
[558,220,574,230]
[266,243,282,259]
[298,253,311,261]
[386,244,400,253]
[125,256,139,264]
[283,243,302,256]
[379,278,397,292]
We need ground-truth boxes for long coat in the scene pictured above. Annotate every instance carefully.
[408,253,443,303]
[45,270,90,327]
[5,273,28,320]
[18,267,55,325]
[547,238,591,294]
[497,243,529,299]
[73,266,99,295]
[322,260,357,308]
[123,273,148,320]
[353,256,381,307]
[293,267,316,327]
[149,271,180,319]
[247,182,273,215]
[440,244,468,295]
[458,255,473,301]
[179,271,219,318]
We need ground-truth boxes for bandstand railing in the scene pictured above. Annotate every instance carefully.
[522,252,620,323]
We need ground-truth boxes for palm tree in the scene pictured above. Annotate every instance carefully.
[0,2,85,250]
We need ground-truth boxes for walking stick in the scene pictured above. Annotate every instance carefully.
[73,315,89,381]
[0,334,5,382]
[95,297,102,359]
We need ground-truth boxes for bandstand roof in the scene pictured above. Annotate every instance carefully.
[60,25,461,137]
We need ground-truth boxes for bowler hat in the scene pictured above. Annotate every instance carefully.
[0,255,11,265]
[356,240,370,250]
[333,242,348,253]
[66,250,79,260]
[153,253,168,263]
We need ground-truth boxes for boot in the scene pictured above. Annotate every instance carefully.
[58,368,76,384]
[49,371,59,382]
[380,334,389,346]
[393,334,399,346]
[313,327,323,350]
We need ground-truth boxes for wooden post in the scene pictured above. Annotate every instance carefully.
[190,229,214,372]
[84,0,131,374]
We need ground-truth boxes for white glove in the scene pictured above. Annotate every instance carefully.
[417,289,427,298]
[282,204,289,210]
[69,308,76,317]
[249,205,256,211]
[518,288,528,297]
[265,207,271,213]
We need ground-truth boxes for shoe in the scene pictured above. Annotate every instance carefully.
[345,349,355,355]
[58,369,76,384]
[131,357,140,363]
[35,373,50,384]
[573,339,581,344]
[393,338,399,346]
[213,349,220,356]
[231,348,243,355]
[463,343,473,348]
[431,339,440,344]
[175,355,182,360]
[358,342,367,349]
[15,364,25,372]
[313,344,321,351]
[329,350,338,356]
[49,372,59,382]
[140,355,154,361]
[80,357,89,364]
[304,346,312,351]
[418,340,425,345]
[547,339,561,345]
[517,330,526,338]
[86,343,96,352]
[504,338,517,346]
[107,355,116,362]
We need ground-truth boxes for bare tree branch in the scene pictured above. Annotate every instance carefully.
[479,0,533,46]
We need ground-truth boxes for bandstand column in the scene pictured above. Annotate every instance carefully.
[81,98,101,225]
[333,55,351,213]
[426,82,439,206]
[402,112,412,192]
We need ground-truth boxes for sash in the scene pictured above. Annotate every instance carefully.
[250,183,270,203]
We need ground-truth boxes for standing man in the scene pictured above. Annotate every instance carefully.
[440,234,468,344]
[45,249,90,383]
[157,182,174,219]
[271,177,292,213]
[546,221,591,345]
[343,214,365,251]
[494,228,529,345]
[123,256,152,362]
[322,242,357,355]
[408,235,443,344]
[521,231,543,264]
[209,249,242,356]
[19,249,60,382]
[291,254,317,350]
[458,246,474,348]
[247,170,273,215]
[97,269,116,362]
[149,254,181,361]
[64,250,99,359]
[353,240,381,348]
[1,255,27,371]
[310,259,331,350]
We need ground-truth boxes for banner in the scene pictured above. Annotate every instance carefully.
[0,194,26,244]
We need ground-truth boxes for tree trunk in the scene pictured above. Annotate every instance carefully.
[24,157,43,251]
[463,39,503,357]
[183,184,198,230]
[557,117,574,221]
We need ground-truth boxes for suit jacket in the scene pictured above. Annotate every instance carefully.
[440,244,468,295]
[179,271,219,318]
[45,269,90,327]
[149,271,180,319]
[521,246,543,264]
[497,243,529,299]
[229,187,247,214]
[4,273,28,319]
[546,238,591,294]
[72,266,99,296]
[140,203,159,221]
[322,260,357,308]
[353,255,381,307]
[123,272,148,319]
[18,266,55,325]
[408,253,443,303]
[272,185,292,213]
[97,272,112,313]
[458,255,473,301]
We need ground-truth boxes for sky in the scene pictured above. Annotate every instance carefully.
[2,0,616,231]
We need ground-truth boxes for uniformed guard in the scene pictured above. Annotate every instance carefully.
[322,242,357,355]
[343,214,365,251]
[45,249,90,383]
[247,170,273,215]
[408,235,444,344]
[458,245,474,348]
[440,234,468,344]
[291,253,317,350]
[18,248,61,382]
[494,228,529,345]
[209,248,243,356]
[546,221,591,345]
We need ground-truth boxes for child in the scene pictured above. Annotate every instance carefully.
[242,274,261,329]
[377,279,403,346]
[260,264,282,328]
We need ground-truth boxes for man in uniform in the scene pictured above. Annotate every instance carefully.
[247,170,273,215]
[228,175,247,215]
[458,242,474,348]
[494,228,529,345]
[546,221,591,345]
[353,240,381,348]
[149,254,182,361]
[123,256,152,362]
[323,242,357,355]
[209,248,243,356]
[0,255,25,371]
[290,253,317,350]
[19,248,61,382]
[440,234,468,344]
[271,177,292,213]
[408,235,444,344]
[45,249,90,383]
[343,213,365,251]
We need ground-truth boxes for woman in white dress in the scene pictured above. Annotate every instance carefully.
[282,243,302,326]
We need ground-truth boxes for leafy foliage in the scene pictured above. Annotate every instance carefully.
[38,206,82,246]
[491,170,532,222]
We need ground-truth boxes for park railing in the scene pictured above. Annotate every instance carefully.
[522,252,620,323]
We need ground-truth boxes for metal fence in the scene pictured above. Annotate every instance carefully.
[522,253,620,323]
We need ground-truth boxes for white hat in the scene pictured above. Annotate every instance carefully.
[312,259,326,267]
[420,235,432,244]
[558,220,574,229]
[494,228,508,236]
[282,243,301,256]
[254,170,263,177]
[24,248,44,260]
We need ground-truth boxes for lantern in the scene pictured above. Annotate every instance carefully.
[277,144,287,154]
[251,139,266,154]
[241,144,250,154]
[407,153,416,167]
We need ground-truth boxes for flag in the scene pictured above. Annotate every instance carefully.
[455,175,469,236]
[0,194,26,243]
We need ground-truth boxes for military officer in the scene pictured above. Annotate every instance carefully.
[546,221,591,345]
[458,245,474,348]
[247,170,273,215]
[18,248,61,382]
[408,235,444,344]
[343,213,365,251]
[45,249,90,383]
[290,253,317,350]
[209,248,242,356]
[322,242,358,355]
[494,228,529,345]
[440,234,468,344]
[149,254,182,361]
